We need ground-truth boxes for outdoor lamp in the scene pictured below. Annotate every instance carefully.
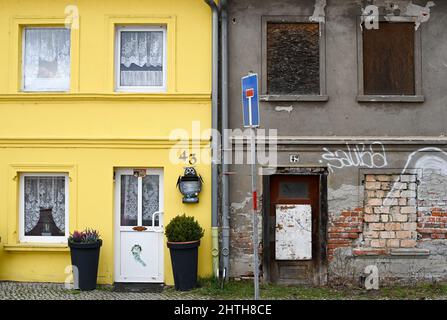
[177,167,203,203]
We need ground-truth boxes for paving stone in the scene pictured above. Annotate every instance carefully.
[0,281,209,300]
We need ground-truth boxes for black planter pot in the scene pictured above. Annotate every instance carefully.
[68,240,102,291]
[167,240,200,291]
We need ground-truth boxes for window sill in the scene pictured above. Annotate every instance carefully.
[357,95,425,103]
[3,243,69,252]
[353,248,430,257]
[260,94,329,102]
[390,248,430,257]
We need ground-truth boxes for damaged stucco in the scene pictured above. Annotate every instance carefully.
[274,106,294,113]
[359,0,436,30]
[309,0,326,23]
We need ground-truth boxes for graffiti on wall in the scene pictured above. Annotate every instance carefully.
[320,142,388,173]
[379,147,447,208]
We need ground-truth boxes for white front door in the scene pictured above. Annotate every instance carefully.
[114,168,164,283]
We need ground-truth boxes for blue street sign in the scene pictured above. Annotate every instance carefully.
[241,73,260,128]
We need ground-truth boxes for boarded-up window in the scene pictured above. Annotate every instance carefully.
[267,23,320,95]
[363,23,415,95]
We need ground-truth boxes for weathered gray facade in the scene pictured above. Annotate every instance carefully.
[226,0,447,285]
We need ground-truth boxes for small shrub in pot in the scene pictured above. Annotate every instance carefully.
[165,214,204,291]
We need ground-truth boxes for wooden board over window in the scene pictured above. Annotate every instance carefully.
[267,23,320,95]
[363,22,415,96]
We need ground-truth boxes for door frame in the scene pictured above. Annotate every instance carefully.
[262,167,328,285]
[113,168,164,283]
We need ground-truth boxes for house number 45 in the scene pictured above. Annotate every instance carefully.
[178,151,197,165]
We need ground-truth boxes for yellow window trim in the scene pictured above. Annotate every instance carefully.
[6,164,78,246]
[9,16,80,94]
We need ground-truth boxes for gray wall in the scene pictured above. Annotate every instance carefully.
[228,0,447,136]
[226,0,447,282]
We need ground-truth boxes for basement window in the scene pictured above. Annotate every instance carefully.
[115,26,167,92]
[261,16,327,102]
[19,173,69,243]
[357,21,423,102]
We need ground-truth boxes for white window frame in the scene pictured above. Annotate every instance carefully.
[115,26,167,93]
[19,173,69,244]
[22,27,71,92]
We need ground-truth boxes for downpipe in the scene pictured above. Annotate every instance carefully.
[220,0,230,281]
[204,0,220,279]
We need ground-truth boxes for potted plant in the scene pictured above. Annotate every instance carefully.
[165,214,204,291]
[68,228,102,291]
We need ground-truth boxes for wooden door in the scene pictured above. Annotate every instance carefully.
[269,175,321,285]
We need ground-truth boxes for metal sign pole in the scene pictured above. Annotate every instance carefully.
[250,125,259,301]
[241,73,260,300]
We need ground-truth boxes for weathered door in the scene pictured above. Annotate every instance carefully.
[269,175,321,285]
[114,168,164,283]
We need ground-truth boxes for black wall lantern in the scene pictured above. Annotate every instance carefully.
[177,167,203,203]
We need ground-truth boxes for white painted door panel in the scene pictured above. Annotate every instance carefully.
[114,169,164,283]
[275,204,312,260]
[120,231,161,282]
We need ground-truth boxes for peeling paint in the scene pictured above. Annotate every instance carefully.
[275,204,312,260]
[328,184,362,214]
[404,1,435,30]
[274,105,294,113]
[230,195,252,211]
[309,0,327,23]
[359,1,435,30]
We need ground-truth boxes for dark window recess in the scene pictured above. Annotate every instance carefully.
[279,182,309,198]
[267,23,320,95]
[363,22,415,95]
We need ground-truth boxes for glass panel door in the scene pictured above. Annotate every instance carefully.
[115,168,164,283]
[119,170,161,228]
[142,175,160,226]
[120,175,138,226]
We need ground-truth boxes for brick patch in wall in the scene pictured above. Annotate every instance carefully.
[357,174,419,255]
[417,208,447,239]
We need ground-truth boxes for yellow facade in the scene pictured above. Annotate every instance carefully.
[0,0,212,285]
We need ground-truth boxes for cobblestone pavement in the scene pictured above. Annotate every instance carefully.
[0,281,208,300]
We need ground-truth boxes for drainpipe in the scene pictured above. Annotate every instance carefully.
[204,0,220,278]
[220,0,230,281]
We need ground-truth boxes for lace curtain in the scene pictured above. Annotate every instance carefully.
[142,175,160,226]
[120,175,138,226]
[23,28,71,91]
[24,176,66,235]
[120,31,163,87]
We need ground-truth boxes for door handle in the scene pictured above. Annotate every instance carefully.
[132,226,147,232]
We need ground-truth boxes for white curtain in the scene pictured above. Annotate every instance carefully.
[142,175,160,226]
[120,31,163,87]
[120,175,138,226]
[24,177,66,234]
[23,28,71,91]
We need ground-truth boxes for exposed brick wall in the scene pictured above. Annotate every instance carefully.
[417,208,447,240]
[328,208,363,261]
[329,171,447,262]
